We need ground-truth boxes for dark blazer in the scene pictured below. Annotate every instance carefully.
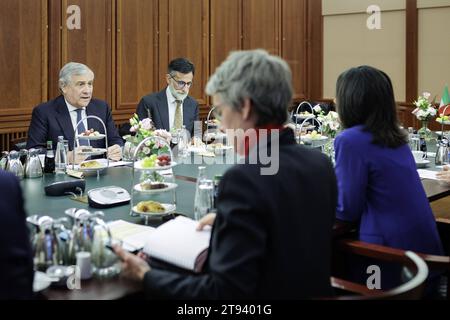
[136,89,199,136]
[143,128,337,299]
[26,95,123,150]
[0,171,33,299]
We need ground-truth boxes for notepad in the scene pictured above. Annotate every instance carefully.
[417,169,439,180]
[108,220,155,251]
[143,216,211,272]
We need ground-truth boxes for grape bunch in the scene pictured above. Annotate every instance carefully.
[157,154,171,167]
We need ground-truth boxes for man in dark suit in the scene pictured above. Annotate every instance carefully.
[115,50,337,299]
[26,62,123,161]
[0,171,33,299]
[136,58,199,136]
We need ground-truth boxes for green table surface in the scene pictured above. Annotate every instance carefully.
[20,162,232,226]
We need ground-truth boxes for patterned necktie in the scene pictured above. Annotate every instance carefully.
[173,100,183,130]
[75,109,89,146]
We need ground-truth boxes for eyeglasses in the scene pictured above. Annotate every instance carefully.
[169,75,193,89]
[212,104,225,121]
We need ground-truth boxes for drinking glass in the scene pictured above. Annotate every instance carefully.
[194,179,214,221]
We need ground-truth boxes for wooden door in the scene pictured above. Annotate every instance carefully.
[116,0,159,120]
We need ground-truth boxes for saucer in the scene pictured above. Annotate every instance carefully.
[415,159,430,168]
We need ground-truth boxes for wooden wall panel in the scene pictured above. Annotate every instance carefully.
[62,0,113,105]
[0,0,47,116]
[243,0,280,55]
[281,0,307,101]
[117,0,158,113]
[210,0,242,75]
[162,0,210,106]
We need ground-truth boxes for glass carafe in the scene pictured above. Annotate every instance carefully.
[90,217,121,278]
[0,151,8,170]
[27,215,67,271]
[435,139,449,166]
[6,150,24,179]
[25,148,43,178]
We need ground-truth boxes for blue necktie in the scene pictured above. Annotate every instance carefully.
[75,109,89,146]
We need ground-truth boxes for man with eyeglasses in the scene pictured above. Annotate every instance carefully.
[136,58,199,136]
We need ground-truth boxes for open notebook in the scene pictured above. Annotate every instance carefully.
[143,216,212,273]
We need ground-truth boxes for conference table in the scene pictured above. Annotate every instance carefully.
[20,152,450,300]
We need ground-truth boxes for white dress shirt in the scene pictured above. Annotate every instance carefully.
[65,99,89,134]
[166,87,184,131]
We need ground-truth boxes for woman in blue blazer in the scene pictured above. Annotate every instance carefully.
[334,66,443,291]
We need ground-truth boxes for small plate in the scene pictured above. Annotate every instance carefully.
[77,133,106,141]
[74,159,108,172]
[294,113,315,120]
[132,203,176,217]
[77,148,107,156]
[134,161,177,171]
[134,182,178,194]
[436,119,450,125]
[416,159,430,168]
[301,135,328,143]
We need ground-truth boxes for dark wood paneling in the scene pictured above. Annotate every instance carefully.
[307,0,323,101]
[162,0,209,106]
[48,0,62,99]
[0,0,47,114]
[210,0,242,75]
[281,0,307,101]
[62,0,113,105]
[242,0,280,55]
[117,0,158,112]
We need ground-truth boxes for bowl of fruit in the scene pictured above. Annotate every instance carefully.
[437,115,450,125]
[134,154,176,170]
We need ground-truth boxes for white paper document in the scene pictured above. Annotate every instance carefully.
[143,216,211,271]
[108,220,155,251]
[417,169,439,180]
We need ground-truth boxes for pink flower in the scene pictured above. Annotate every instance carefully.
[140,118,154,130]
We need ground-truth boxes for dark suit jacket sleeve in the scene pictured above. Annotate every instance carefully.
[142,167,266,299]
[0,173,33,299]
[104,102,124,147]
[136,97,151,121]
[26,105,48,149]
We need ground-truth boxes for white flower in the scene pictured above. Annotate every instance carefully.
[423,92,431,99]
[313,104,322,113]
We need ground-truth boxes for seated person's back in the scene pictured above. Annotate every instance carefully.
[0,171,33,299]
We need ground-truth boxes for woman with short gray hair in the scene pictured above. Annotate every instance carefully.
[206,49,292,127]
[115,49,337,299]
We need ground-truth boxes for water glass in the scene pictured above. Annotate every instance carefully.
[409,134,420,151]
[194,179,214,221]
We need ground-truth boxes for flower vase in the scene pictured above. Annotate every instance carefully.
[322,138,335,165]
[417,120,434,142]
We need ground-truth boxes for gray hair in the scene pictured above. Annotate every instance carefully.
[205,49,293,126]
[58,62,94,89]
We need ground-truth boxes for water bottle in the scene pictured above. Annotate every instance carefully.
[194,167,214,221]
[419,134,428,159]
[44,141,55,174]
[55,136,67,174]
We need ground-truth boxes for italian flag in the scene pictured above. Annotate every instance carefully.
[438,85,450,116]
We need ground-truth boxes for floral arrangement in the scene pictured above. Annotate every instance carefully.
[412,92,437,121]
[316,110,341,138]
[123,114,172,158]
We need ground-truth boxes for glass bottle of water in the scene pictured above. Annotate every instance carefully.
[55,136,67,174]
[194,166,214,221]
